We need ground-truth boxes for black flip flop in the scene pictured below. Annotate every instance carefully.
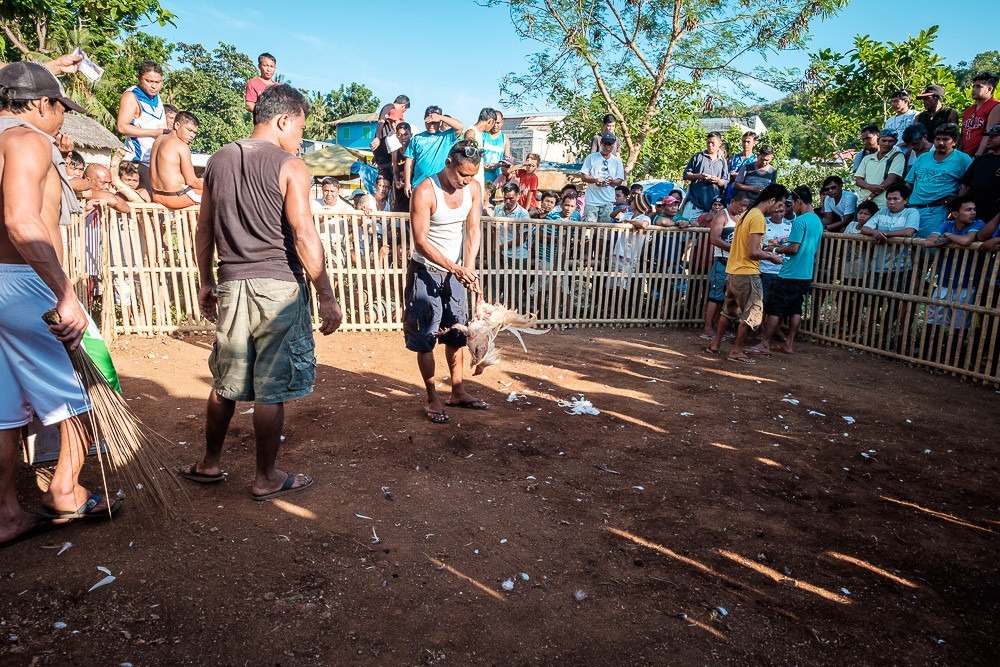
[445,399,490,411]
[252,473,314,502]
[178,463,227,484]
[425,408,450,424]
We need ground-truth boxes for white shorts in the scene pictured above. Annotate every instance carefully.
[0,265,91,429]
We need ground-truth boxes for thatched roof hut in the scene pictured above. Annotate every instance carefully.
[61,114,123,167]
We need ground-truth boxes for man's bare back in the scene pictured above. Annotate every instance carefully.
[150,133,195,192]
[0,126,63,265]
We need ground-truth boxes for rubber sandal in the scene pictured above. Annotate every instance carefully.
[252,473,314,501]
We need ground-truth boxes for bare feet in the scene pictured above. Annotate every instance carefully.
[773,343,795,355]
[252,471,313,499]
[745,346,772,356]
[0,511,43,546]
[40,485,104,517]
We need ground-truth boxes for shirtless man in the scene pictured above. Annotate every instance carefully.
[149,111,202,209]
[404,139,486,424]
[84,164,132,214]
[0,62,121,548]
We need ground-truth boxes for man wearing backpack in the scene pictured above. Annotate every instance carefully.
[855,129,905,207]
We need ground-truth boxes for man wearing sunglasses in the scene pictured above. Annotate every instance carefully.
[580,132,624,222]
[405,140,486,425]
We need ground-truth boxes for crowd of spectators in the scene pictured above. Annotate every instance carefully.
[46,49,1000,351]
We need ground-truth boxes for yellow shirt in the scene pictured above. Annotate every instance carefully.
[726,207,766,275]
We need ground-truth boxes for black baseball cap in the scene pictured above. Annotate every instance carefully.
[916,84,945,99]
[599,132,617,144]
[0,62,85,113]
[983,124,1000,136]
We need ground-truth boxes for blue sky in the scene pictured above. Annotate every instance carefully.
[146,0,990,125]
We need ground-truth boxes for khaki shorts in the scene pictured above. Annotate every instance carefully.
[209,278,315,404]
[722,273,764,329]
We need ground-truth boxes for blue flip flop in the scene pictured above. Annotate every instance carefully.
[37,493,123,522]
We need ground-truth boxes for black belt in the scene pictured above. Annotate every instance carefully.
[153,186,193,197]
[908,197,950,209]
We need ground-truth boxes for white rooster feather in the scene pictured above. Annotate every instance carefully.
[442,298,546,375]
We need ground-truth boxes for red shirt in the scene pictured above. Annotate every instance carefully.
[245,77,274,105]
[514,169,538,208]
[961,97,999,156]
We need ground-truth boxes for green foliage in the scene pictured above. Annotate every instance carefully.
[165,43,256,153]
[549,71,704,180]
[0,0,173,61]
[953,51,1000,89]
[488,0,848,175]
[799,26,960,161]
[303,82,380,141]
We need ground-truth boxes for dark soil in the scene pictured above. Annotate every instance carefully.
[2,328,997,666]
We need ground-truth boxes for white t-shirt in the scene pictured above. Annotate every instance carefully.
[312,198,355,214]
[823,191,859,219]
[581,152,625,206]
[863,207,920,273]
[612,212,650,261]
[760,218,792,275]
[883,111,917,142]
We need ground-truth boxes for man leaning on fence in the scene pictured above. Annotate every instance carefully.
[189,84,342,501]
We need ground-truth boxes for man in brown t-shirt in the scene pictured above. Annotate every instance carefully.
[188,84,342,501]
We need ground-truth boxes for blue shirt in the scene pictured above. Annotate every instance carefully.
[905,150,973,205]
[404,129,458,189]
[932,219,985,288]
[779,212,824,280]
[726,153,755,202]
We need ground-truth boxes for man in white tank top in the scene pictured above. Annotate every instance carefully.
[404,139,485,424]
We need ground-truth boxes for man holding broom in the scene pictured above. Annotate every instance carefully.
[190,84,342,501]
[0,61,122,547]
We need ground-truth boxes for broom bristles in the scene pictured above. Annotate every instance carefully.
[43,309,185,520]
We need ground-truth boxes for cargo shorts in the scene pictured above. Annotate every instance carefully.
[209,278,315,404]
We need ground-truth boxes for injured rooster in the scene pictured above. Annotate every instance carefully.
[440,297,546,375]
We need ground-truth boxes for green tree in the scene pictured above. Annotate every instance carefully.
[164,42,256,153]
[302,82,379,141]
[485,0,848,176]
[953,51,1000,89]
[550,72,704,180]
[0,0,173,61]
[799,26,960,162]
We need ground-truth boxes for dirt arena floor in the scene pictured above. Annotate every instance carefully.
[2,328,997,666]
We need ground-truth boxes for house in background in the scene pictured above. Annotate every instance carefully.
[501,112,574,164]
[331,112,378,151]
[301,138,335,155]
[699,115,768,137]
[61,113,122,167]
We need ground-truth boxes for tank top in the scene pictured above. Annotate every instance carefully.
[961,97,999,156]
[123,85,165,164]
[713,209,737,260]
[482,130,506,182]
[411,174,472,273]
[203,139,301,283]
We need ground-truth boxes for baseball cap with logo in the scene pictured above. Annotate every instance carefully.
[599,132,617,144]
[983,124,1000,136]
[658,195,679,206]
[0,62,85,113]
[915,84,945,99]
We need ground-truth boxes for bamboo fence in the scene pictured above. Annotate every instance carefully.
[64,204,1000,385]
